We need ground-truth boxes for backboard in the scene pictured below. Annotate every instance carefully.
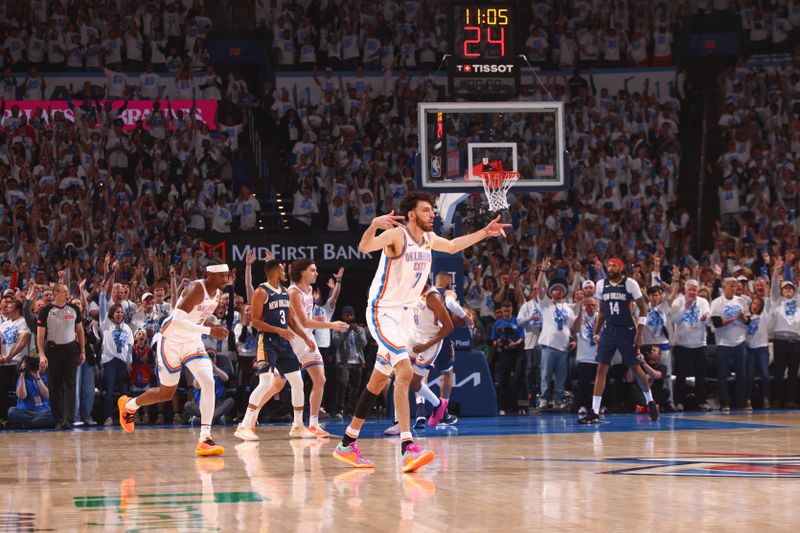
[417,101,567,192]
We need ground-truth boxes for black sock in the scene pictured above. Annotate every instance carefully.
[342,434,357,447]
[401,440,413,455]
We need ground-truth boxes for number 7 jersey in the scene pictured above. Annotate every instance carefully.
[368,226,433,310]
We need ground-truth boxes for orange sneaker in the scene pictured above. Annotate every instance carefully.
[118,395,135,433]
[401,443,434,473]
[308,425,330,438]
[332,443,375,468]
[196,437,225,456]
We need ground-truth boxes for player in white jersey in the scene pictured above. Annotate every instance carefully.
[332,191,510,473]
[287,259,348,437]
[118,262,230,456]
[384,284,455,435]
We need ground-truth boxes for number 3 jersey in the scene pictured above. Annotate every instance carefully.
[367,226,433,310]
[259,282,291,335]
[595,277,643,328]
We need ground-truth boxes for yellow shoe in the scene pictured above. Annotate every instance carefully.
[118,395,135,433]
[196,437,225,456]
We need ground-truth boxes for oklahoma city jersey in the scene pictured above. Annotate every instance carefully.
[288,284,314,332]
[413,286,442,340]
[368,226,433,310]
[161,280,219,344]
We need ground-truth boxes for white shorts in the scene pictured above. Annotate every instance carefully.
[156,333,210,387]
[367,306,411,376]
[408,332,442,377]
[290,334,324,370]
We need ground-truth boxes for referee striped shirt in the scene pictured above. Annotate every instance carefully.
[38,303,81,344]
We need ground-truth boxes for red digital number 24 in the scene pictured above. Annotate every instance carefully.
[463,26,505,57]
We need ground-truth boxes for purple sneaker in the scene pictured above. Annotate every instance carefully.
[427,402,446,427]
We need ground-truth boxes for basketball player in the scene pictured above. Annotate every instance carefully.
[332,191,510,472]
[578,258,659,424]
[235,260,318,441]
[287,259,349,437]
[427,271,471,427]
[118,262,230,456]
[384,282,455,435]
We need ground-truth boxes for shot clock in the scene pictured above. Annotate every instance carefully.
[448,0,519,100]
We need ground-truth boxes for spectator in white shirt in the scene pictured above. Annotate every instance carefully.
[104,64,128,100]
[292,182,319,228]
[536,262,575,409]
[46,24,66,67]
[517,282,543,407]
[670,279,711,410]
[27,28,47,66]
[710,278,750,410]
[102,29,123,67]
[137,64,162,99]
[571,296,598,415]
[125,24,145,70]
[65,34,84,70]
[652,25,673,65]
[235,185,260,231]
[99,303,133,425]
[769,256,800,408]
[23,68,46,100]
[744,296,770,410]
[210,195,234,233]
[198,66,222,100]
[4,28,26,66]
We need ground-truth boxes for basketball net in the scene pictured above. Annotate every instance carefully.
[480,171,519,211]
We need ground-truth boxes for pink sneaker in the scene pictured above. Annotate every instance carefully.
[402,442,435,473]
[427,402,446,427]
[332,442,375,468]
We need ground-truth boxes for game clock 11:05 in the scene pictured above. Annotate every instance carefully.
[459,7,510,58]
[448,1,519,100]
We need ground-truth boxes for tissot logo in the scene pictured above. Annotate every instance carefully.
[456,64,515,73]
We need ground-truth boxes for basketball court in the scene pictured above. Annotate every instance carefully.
[3,413,799,532]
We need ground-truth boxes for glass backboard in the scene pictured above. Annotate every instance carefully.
[417,101,567,191]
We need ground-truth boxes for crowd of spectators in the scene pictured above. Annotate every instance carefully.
[257,0,685,70]
[714,55,800,256]
[0,0,213,72]
[1,0,799,429]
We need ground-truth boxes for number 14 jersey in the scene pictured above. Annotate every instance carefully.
[595,277,642,328]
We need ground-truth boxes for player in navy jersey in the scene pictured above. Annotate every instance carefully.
[578,258,659,423]
[235,260,317,441]
[426,271,471,427]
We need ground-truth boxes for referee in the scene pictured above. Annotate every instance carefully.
[37,283,85,431]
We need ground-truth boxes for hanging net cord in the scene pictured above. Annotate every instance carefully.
[480,171,519,211]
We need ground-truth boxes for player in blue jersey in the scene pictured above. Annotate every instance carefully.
[426,271,471,427]
[236,260,317,441]
[578,257,659,424]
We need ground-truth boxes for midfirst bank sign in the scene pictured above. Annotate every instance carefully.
[200,233,378,269]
